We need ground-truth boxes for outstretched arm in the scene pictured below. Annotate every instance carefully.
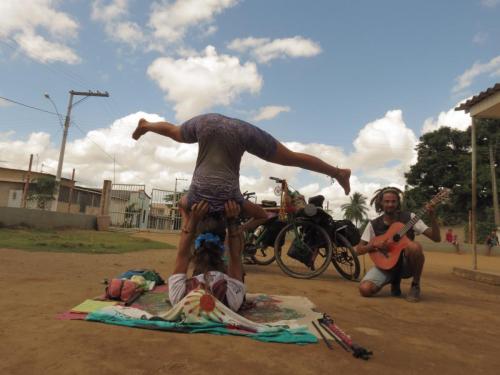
[172,201,208,274]
[225,201,244,282]
[132,118,183,142]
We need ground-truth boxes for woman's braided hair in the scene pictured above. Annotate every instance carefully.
[370,186,404,213]
[191,213,227,277]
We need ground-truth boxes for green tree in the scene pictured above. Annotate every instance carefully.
[341,192,369,228]
[27,176,57,210]
[405,122,499,225]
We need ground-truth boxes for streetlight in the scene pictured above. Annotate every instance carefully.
[44,93,64,128]
[44,90,109,212]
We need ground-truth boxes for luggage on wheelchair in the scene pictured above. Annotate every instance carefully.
[330,220,361,246]
[261,219,287,247]
[287,238,314,266]
[261,200,277,207]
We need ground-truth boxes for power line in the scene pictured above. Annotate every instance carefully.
[0,95,58,116]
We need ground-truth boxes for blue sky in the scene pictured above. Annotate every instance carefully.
[1,0,499,214]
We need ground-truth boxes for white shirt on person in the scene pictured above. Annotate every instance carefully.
[361,213,429,243]
[168,271,246,312]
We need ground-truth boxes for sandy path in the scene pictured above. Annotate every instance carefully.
[1,235,499,375]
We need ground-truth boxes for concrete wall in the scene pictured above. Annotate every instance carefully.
[0,207,97,230]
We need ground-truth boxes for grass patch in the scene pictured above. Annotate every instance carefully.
[0,229,175,254]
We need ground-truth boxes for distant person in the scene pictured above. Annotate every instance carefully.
[132,113,351,226]
[356,187,441,303]
[485,229,499,256]
[445,228,461,254]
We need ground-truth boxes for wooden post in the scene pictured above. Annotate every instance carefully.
[471,117,477,270]
[21,154,33,208]
[468,210,472,244]
[67,168,75,213]
[489,142,500,227]
[99,180,112,216]
[97,180,112,231]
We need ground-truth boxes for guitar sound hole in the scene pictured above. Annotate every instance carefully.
[393,234,401,242]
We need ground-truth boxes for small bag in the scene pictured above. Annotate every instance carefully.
[105,279,144,305]
[287,238,314,267]
[117,269,165,285]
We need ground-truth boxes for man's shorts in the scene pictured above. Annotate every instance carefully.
[361,254,412,288]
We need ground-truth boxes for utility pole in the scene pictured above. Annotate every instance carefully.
[21,154,33,208]
[471,117,478,270]
[489,142,500,227]
[51,90,109,211]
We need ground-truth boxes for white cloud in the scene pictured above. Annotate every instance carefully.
[422,101,471,133]
[91,0,128,22]
[147,45,262,121]
[252,106,290,121]
[452,55,500,93]
[0,109,424,219]
[0,0,80,64]
[91,0,145,48]
[481,0,500,7]
[0,112,199,188]
[14,32,80,64]
[228,36,322,63]
[350,110,418,185]
[149,0,238,44]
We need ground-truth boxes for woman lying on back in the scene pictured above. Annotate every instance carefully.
[168,200,245,312]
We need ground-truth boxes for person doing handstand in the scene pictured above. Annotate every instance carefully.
[168,200,246,312]
[132,113,351,225]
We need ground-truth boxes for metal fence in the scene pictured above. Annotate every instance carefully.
[148,188,182,231]
[109,183,148,229]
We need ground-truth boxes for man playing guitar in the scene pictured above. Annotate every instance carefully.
[356,187,441,302]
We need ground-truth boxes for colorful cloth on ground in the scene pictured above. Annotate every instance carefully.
[71,299,118,313]
[86,289,317,344]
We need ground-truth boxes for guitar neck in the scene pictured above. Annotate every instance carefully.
[397,190,448,237]
[397,207,426,237]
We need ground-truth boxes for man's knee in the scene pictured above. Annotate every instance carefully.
[406,241,424,257]
[359,281,379,297]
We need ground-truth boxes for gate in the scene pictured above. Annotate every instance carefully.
[148,188,182,231]
[110,184,149,229]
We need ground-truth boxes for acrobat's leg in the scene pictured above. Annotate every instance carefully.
[132,119,183,142]
[240,200,268,232]
[269,142,351,195]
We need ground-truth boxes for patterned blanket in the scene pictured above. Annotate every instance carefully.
[65,286,319,344]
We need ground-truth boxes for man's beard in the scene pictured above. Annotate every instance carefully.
[384,209,397,217]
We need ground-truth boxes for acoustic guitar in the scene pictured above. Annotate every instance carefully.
[369,188,451,270]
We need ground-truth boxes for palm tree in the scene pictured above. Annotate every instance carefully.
[341,192,369,228]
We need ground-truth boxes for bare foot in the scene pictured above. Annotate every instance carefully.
[132,118,148,140]
[334,168,351,195]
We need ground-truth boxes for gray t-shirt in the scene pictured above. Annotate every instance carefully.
[181,113,278,212]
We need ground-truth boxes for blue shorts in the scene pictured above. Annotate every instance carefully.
[361,255,412,288]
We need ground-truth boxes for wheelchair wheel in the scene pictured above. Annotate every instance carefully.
[250,225,276,265]
[274,220,333,279]
[331,233,360,281]
[243,225,275,265]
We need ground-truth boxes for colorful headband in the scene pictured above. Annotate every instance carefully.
[194,233,224,252]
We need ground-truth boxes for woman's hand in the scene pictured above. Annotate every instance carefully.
[224,200,241,219]
[190,201,209,224]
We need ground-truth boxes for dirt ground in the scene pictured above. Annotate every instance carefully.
[1,232,500,375]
